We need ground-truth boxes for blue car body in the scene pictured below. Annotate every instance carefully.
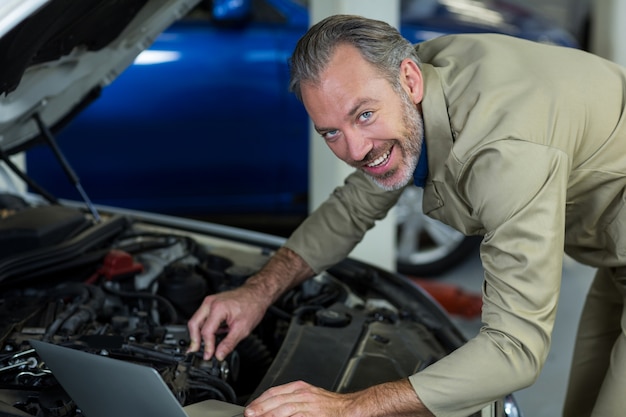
[26,0,578,220]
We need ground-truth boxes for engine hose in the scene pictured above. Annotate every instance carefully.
[186,382,228,402]
[103,285,179,324]
[60,285,106,334]
[233,335,273,373]
[188,368,237,403]
[43,283,92,340]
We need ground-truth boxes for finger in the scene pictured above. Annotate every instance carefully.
[187,297,219,357]
[199,311,227,360]
[251,381,306,403]
[199,325,217,360]
[186,305,209,353]
[214,326,246,361]
[246,383,310,417]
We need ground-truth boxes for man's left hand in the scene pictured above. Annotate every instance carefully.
[243,379,433,417]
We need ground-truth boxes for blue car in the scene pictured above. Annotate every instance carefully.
[26,0,578,275]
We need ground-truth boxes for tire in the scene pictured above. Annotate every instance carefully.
[395,187,480,277]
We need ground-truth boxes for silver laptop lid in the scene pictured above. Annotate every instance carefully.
[30,339,243,417]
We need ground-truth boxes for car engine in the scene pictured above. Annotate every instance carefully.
[0,199,471,417]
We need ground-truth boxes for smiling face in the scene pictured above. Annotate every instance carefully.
[301,43,425,191]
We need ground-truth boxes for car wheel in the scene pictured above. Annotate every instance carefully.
[395,187,479,277]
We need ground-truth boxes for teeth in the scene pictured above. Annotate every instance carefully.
[367,150,390,167]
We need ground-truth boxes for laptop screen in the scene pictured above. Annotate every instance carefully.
[30,340,244,417]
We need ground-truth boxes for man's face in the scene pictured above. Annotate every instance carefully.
[301,43,424,191]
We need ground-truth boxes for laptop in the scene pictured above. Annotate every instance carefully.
[30,339,245,417]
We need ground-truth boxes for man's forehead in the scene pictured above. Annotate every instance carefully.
[327,43,369,69]
[319,46,385,88]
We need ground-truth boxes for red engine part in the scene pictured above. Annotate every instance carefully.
[86,249,144,284]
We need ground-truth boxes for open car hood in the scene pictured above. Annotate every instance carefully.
[0,0,199,156]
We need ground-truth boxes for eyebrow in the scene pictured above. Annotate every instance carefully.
[313,98,378,134]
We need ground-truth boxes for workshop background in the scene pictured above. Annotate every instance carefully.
[21,1,625,416]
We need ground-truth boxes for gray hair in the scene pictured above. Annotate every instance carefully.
[289,14,421,101]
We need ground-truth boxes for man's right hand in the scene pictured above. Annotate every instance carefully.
[187,283,269,361]
[187,246,315,361]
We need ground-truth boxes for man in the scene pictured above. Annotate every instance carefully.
[188,14,626,417]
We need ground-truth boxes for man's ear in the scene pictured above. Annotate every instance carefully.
[400,58,424,104]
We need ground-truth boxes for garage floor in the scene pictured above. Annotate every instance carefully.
[435,246,594,417]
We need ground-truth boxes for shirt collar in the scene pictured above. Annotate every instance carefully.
[417,63,456,187]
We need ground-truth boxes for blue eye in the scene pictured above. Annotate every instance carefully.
[322,130,339,140]
[359,111,372,121]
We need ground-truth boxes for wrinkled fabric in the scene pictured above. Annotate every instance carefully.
[285,34,626,416]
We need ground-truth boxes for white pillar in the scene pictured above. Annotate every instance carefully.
[308,0,399,271]
[590,0,626,67]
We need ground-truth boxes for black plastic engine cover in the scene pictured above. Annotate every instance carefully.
[250,303,448,400]
[0,205,89,259]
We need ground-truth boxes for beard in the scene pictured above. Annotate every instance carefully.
[363,89,424,191]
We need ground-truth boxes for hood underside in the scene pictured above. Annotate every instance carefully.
[0,0,199,155]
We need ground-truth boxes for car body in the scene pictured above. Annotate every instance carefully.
[0,1,523,416]
[22,0,579,276]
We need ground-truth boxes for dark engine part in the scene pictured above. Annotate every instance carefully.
[251,302,446,399]
[0,205,91,260]
[158,263,208,317]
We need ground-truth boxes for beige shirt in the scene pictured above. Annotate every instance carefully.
[285,34,626,416]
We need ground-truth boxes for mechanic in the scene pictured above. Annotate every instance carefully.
[188,14,626,417]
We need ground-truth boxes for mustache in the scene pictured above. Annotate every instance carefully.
[346,144,395,167]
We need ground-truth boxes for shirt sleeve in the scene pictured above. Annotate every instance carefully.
[284,170,405,273]
[410,139,571,416]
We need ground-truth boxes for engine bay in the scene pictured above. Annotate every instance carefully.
[0,198,463,416]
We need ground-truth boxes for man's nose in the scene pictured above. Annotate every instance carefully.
[344,130,372,162]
